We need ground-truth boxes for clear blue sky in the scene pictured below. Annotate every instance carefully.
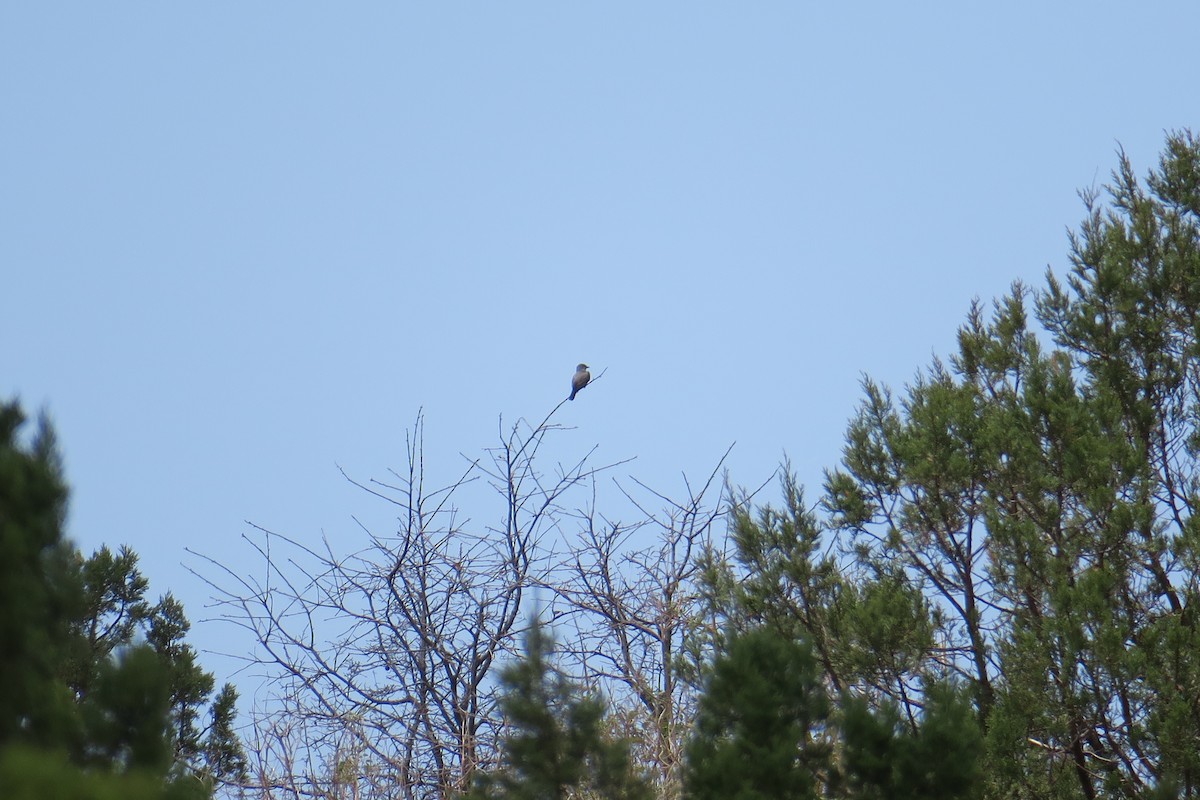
[3,4,1197,696]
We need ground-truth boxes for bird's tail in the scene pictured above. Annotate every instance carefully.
[568,391,576,401]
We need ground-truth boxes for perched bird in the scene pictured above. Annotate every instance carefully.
[569,363,591,401]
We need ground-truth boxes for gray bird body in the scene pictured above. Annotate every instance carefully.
[569,363,590,401]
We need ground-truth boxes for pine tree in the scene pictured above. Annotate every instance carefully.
[683,627,832,800]
[0,401,80,748]
[0,398,245,798]
[699,132,1200,798]
[817,131,1200,798]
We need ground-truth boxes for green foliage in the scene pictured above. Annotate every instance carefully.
[463,620,651,800]
[0,746,205,800]
[725,473,853,695]
[0,402,80,748]
[201,684,246,787]
[682,628,982,800]
[0,398,245,798]
[842,682,983,800]
[80,646,174,773]
[683,628,831,800]
[840,568,935,692]
[147,594,219,770]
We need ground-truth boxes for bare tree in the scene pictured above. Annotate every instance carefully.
[195,408,629,800]
[543,448,734,800]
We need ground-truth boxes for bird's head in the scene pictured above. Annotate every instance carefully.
[577,363,589,371]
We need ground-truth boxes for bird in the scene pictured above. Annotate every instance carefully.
[569,363,591,401]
